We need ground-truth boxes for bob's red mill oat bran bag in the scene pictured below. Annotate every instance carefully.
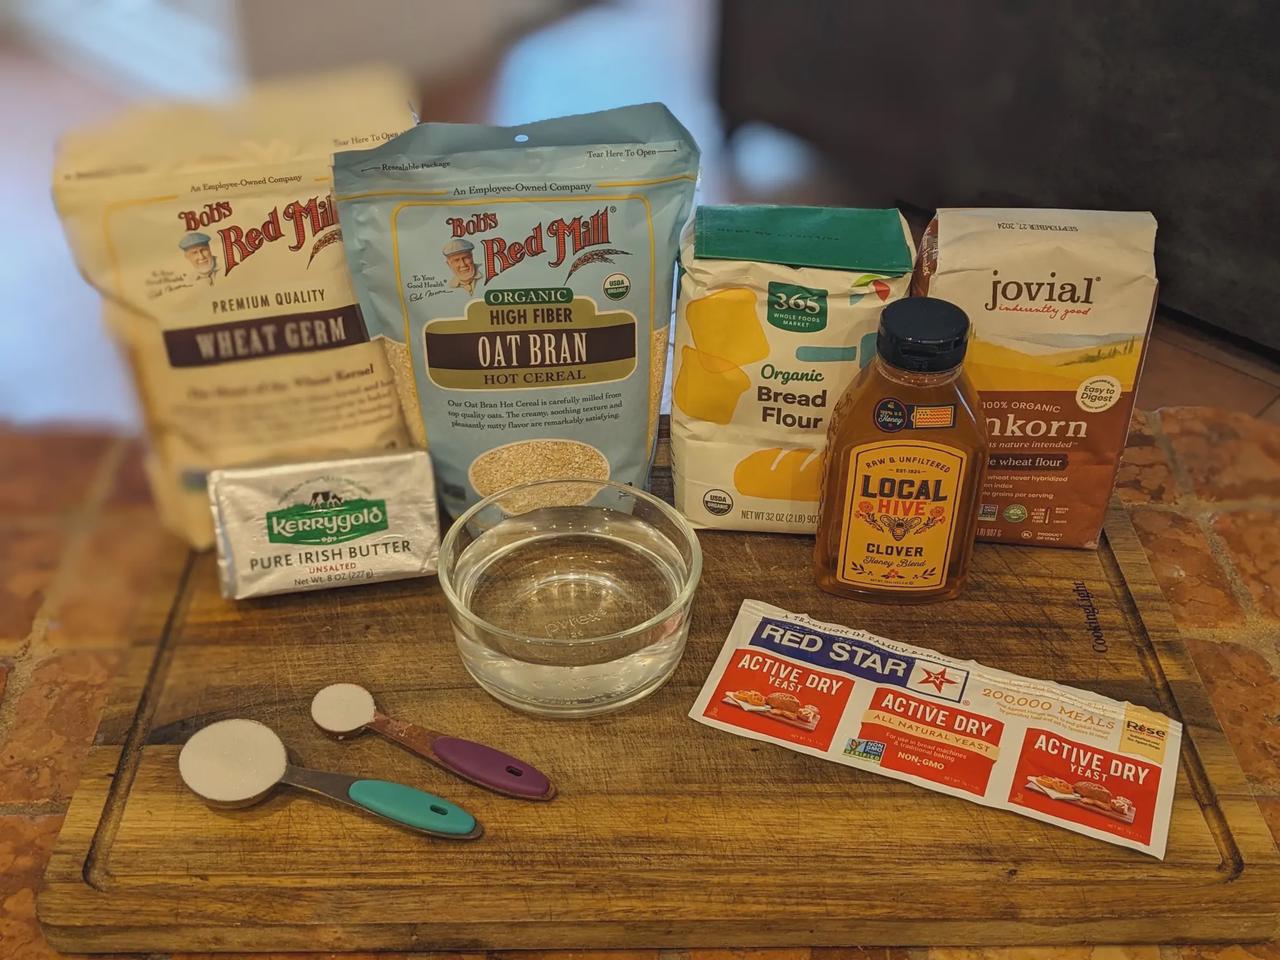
[53,70,419,548]
[334,104,698,519]
[914,209,1158,548]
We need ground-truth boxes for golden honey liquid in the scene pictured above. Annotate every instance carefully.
[815,356,987,603]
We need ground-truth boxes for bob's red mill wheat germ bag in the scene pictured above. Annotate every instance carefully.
[53,70,419,548]
[914,209,1158,548]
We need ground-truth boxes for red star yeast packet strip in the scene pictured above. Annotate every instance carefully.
[690,599,1182,858]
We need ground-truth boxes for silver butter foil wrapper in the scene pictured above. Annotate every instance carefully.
[208,451,439,600]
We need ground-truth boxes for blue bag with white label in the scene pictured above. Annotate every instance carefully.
[334,103,699,517]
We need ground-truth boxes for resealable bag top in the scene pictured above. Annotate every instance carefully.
[53,69,419,548]
[334,103,699,518]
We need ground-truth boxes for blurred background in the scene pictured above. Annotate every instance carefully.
[3,0,1279,429]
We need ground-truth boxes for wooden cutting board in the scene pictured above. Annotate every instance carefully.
[38,439,1280,952]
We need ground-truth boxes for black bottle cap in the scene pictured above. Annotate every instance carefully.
[877,297,970,372]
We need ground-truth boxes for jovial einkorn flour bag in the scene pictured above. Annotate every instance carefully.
[53,69,418,548]
[671,206,914,533]
[334,103,699,517]
[914,209,1158,548]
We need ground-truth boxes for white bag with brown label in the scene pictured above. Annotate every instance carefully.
[914,208,1158,548]
[53,69,419,548]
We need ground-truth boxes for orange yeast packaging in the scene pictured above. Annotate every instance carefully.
[691,599,1182,858]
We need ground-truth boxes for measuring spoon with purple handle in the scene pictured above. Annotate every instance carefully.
[310,683,554,800]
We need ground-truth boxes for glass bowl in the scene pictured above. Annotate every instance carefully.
[438,479,702,717]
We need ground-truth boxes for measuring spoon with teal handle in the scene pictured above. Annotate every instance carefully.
[311,683,555,801]
[178,718,482,839]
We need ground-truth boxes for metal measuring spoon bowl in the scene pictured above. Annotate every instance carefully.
[178,718,482,839]
[311,683,555,801]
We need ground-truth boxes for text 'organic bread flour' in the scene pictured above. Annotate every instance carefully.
[53,69,420,548]
[334,104,699,518]
[914,209,1158,548]
[671,206,915,533]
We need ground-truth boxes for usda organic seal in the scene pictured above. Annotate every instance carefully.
[603,273,631,301]
[703,488,734,517]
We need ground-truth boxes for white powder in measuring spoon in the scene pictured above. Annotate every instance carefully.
[179,719,288,805]
[311,683,377,735]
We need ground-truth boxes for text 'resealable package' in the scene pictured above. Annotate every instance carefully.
[691,599,1182,858]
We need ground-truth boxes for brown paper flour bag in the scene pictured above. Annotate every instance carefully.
[915,208,1158,548]
[54,70,419,547]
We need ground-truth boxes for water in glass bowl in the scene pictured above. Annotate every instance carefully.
[448,506,693,716]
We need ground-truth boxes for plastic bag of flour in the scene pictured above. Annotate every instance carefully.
[334,103,699,517]
[671,205,914,533]
[53,69,418,548]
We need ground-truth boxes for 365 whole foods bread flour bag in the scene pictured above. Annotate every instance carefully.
[671,206,914,533]
[53,70,418,549]
[915,209,1158,548]
[334,103,699,517]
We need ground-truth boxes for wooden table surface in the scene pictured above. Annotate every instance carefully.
[4,406,1280,960]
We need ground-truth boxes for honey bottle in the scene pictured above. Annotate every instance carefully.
[815,297,987,602]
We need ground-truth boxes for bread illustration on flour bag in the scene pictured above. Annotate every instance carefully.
[733,448,823,502]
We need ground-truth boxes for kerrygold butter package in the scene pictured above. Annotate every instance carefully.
[209,451,439,599]
[671,206,914,533]
[53,69,419,549]
[334,103,699,517]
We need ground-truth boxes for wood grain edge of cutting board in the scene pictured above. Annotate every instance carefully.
[35,500,1280,951]
[37,540,193,947]
[1100,501,1280,935]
